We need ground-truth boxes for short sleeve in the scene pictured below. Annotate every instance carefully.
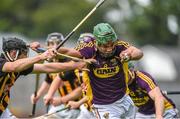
[19,66,34,75]
[45,74,53,84]
[115,40,130,52]
[75,41,96,58]
[0,58,7,72]
[136,71,157,93]
[59,70,76,81]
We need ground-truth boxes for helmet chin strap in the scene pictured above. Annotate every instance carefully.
[3,50,19,62]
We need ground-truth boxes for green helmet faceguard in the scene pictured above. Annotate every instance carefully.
[93,23,117,45]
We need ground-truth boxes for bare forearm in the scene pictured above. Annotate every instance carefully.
[37,82,50,98]
[155,96,164,118]
[47,78,61,97]
[58,47,82,58]
[77,96,88,105]
[149,87,164,119]
[129,46,143,60]
[61,87,82,103]
[4,55,43,72]
[37,62,82,73]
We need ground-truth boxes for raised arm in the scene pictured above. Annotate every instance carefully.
[58,47,82,58]
[120,46,143,61]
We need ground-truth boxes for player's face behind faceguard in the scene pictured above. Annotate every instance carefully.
[93,23,117,58]
[2,37,29,61]
[46,32,64,49]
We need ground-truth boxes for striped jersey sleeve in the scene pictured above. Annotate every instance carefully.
[115,40,130,48]
[136,71,157,93]
[74,41,96,59]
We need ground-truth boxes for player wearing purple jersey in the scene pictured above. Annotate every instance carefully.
[44,23,143,119]
[128,62,179,119]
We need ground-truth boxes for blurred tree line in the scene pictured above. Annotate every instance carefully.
[0,0,179,46]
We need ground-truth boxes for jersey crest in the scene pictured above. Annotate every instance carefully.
[93,64,120,78]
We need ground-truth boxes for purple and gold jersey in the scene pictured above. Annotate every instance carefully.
[76,40,130,105]
[129,70,176,115]
[0,55,33,115]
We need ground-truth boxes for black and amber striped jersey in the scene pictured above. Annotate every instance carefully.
[0,55,33,115]
[74,69,93,111]
[45,70,80,97]
[45,57,79,97]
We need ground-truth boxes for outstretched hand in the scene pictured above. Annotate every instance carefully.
[67,101,80,109]
[40,48,57,60]
[51,97,62,106]
[30,93,39,104]
[29,42,41,51]
[43,94,53,106]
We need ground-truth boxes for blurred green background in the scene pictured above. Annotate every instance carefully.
[0,0,179,46]
[0,0,180,118]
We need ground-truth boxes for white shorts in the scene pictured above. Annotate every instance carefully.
[92,95,136,119]
[77,104,95,119]
[48,104,80,119]
[135,108,179,119]
[0,108,16,119]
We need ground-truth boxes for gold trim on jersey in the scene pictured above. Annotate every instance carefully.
[75,41,94,51]
[164,99,173,110]
[122,62,129,94]
[130,96,150,106]
[137,71,156,89]
[115,40,130,48]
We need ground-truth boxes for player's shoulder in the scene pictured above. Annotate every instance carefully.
[75,41,95,51]
[0,55,6,62]
[115,40,129,48]
[0,55,7,69]
[136,70,154,81]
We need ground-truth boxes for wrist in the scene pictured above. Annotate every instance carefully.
[37,54,45,62]
[61,97,67,104]
[77,101,81,107]
[156,115,163,119]
[71,61,78,69]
